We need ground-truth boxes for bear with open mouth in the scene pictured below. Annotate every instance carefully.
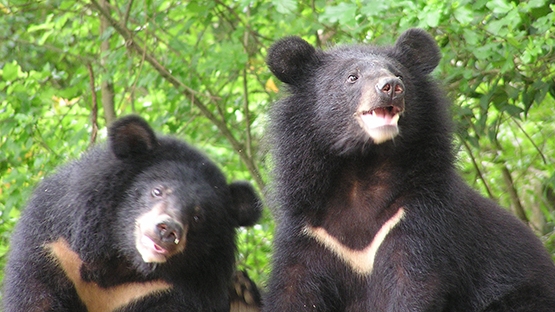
[264,29,555,311]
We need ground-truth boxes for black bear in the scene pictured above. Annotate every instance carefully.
[3,115,262,312]
[263,29,555,311]
[38,239,262,311]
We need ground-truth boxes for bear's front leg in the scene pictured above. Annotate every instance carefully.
[264,232,348,312]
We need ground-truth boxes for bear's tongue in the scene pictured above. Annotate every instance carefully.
[361,107,400,128]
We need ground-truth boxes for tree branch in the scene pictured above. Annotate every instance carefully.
[460,137,496,199]
[99,0,116,125]
[512,118,547,165]
[500,165,529,224]
[490,123,529,224]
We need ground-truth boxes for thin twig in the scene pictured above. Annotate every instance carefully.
[512,118,547,165]
[87,63,99,146]
[242,67,252,159]
[123,0,134,27]
[491,120,529,224]
[460,136,496,199]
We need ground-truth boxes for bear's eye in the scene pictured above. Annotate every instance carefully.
[347,74,358,83]
[151,187,163,198]
[396,75,403,81]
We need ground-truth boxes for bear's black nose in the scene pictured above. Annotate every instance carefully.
[156,220,184,245]
[376,77,404,101]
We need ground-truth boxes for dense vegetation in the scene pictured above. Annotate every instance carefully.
[1,0,554,291]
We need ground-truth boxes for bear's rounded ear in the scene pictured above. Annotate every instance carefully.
[267,36,319,84]
[392,28,441,75]
[229,181,262,227]
[108,115,158,160]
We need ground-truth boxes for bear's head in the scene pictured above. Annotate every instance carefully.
[107,116,262,274]
[267,28,441,154]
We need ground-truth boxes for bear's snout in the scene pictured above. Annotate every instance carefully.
[156,220,184,245]
[354,75,405,145]
[376,76,404,101]
[134,204,188,263]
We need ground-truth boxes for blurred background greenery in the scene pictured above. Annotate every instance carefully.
[1,0,554,294]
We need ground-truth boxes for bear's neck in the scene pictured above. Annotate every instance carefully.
[304,153,410,249]
[276,137,455,249]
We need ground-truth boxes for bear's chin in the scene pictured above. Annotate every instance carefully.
[366,125,399,144]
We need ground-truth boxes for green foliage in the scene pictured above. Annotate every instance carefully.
[1,0,554,291]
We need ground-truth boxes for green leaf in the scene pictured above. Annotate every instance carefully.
[528,0,547,9]
[462,29,479,45]
[487,9,521,36]
[272,0,297,14]
[454,5,474,25]
[424,8,441,28]
[2,61,22,81]
[473,43,496,60]
[30,12,55,28]
[503,104,524,116]
[486,0,513,14]
[360,0,388,16]
[320,3,358,25]
[504,84,520,100]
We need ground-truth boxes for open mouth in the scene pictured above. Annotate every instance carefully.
[135,222,186,264]
[360,106,402,128]
[357,105,403,144]
[142,235,169,255]
[137,234,170,263]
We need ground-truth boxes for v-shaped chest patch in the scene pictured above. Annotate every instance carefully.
[303,207,405,275]
[47,238,172,312]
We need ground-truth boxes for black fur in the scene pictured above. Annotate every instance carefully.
[264,29,555,311]
[3,115,262,311]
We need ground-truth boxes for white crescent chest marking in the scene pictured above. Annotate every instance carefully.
[47,239,172,312]
[304,207,405,275]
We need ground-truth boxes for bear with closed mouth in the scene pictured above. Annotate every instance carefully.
[3,115,262,312]
[263,28,555,311]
